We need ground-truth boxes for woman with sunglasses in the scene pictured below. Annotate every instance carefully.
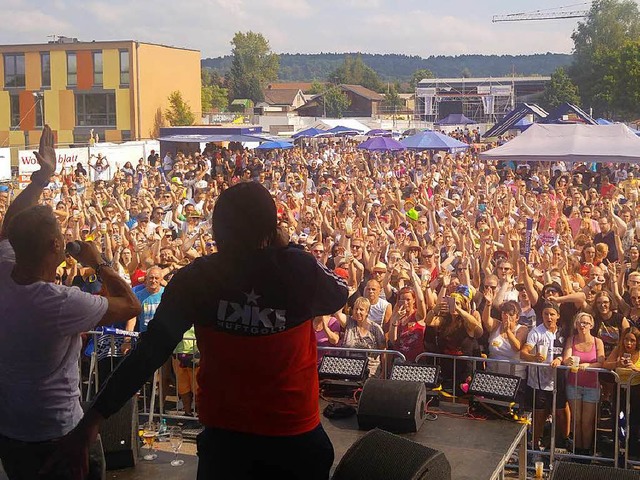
[562,312,605,457]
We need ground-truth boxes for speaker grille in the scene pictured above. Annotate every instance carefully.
[357,379,427,433]
[550,461,640,480]
[333,428,451,480]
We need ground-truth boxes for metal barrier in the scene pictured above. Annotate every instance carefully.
[82,336,639,471]
[623,370,640,469]
[83,329,199,425]
[415,351,623,469]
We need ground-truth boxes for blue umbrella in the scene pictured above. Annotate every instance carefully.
[292,127,326,139]
[323,125,363,136]
[255,140,294,150]
[400,130,469,152]
[357,136,406,152]
[366,128,393,137]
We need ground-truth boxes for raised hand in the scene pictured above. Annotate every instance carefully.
[34,125,56,177]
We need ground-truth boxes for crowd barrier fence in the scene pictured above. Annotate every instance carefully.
[82,336,640,471]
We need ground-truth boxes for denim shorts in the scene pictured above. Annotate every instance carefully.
[566,383,600,403]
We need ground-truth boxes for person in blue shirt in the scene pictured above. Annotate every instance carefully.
[129,266,164,333]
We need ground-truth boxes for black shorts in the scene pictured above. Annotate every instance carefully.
[527,374,568,410]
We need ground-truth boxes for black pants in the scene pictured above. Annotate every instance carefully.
[196,424,334,480]
[0,433,105,480]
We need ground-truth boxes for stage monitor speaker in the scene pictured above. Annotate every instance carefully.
[550,461,640,480]
[99,398,139,470]
[357,378,427,433]
[332,428,451,480]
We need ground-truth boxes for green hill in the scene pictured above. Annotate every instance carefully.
[202,52,572,82]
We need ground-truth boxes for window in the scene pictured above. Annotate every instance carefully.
[76,92,116,126]
[9,95,20,127]
[35,94,45,127]
[93,51,103,85]
[67,52,77,85]
[119,50,129,85]
[41,52,51,87]
[4,54,25,88]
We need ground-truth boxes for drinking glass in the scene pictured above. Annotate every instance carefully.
[142,421,158,461]
[169,426,184,466]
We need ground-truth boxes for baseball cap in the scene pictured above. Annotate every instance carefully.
[171,177,183,185]
[0,185,8,192]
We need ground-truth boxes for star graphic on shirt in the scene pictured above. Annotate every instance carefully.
[244,289,261,305]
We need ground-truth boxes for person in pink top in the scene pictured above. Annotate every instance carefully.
[562,312,605,457]
[314,315,341,365]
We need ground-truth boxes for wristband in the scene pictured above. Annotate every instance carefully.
[95,261,112,277]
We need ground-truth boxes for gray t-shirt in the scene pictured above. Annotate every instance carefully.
[0,240,108,441]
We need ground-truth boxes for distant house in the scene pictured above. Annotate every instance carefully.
[257,88,306,113]
[295,84,384,118]
[399,93,415,112]
[229,99,254,114]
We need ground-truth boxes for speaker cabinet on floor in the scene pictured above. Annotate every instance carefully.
[550,461,640,480]
[332,428,451,480]
[357,378,427,433]
[99,398,139,470]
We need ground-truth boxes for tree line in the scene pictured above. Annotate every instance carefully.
[177,1,640,124]
[202,52,572,83]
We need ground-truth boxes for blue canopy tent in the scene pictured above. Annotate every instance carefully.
[255,140,294,150]
[400,131,469,152]
[435,113,477,126]
[291,127,326,139]
[512,117,533,131]
[357,137,406,152]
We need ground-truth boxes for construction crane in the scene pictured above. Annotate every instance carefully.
[492,3,591,22]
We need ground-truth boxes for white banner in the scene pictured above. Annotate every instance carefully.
[18,147,90,175]
[490,85,512,96]
[0,148,10,181]
[89,141,160,179]
[477,86,491,95]
[482,95,495,115]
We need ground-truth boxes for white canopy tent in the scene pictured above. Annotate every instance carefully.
[480,123,640,163]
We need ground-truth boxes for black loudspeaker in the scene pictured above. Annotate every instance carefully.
[332,428,451,480]
[357,378,427,433]
[550,461,640,480]
[99,398,139,470]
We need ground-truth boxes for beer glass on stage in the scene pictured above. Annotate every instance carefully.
[169,426,184,466]
[142,421,158,460]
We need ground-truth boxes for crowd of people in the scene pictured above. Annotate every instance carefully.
[2,127,640,464]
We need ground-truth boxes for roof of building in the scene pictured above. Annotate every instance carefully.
[267,82,320,92]
[340,84,385,101]
[0,39,199,52]
[417,76,551,86]
[231,99,253,107]
[262,88,304,106]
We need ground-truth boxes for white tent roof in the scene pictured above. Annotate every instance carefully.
[480,123,640,163]
[312,118,372,132]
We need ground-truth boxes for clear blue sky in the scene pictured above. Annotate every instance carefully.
[0,0,622,57]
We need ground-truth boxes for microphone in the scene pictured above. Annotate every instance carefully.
[65,241,82,257]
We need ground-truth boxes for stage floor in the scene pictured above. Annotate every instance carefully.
[321,400,527,480]
[0,401,526,480]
